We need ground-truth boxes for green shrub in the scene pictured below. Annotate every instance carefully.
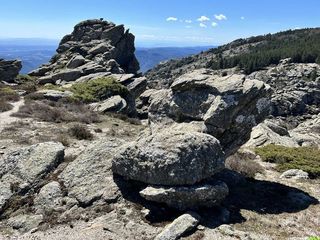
[70,77,129,103]
[255,144,320,178]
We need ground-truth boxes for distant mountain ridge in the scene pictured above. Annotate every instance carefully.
[135,46,214,72]
[0,38,214,74]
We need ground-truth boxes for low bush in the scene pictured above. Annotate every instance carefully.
[70,77,129,103]
[0,99,13,112]
[12,100,100,124]
[68,124,93,140]
[255,144,320,178]
[0,87,20,102]
[56,134,70,147]
[226,151,264,178]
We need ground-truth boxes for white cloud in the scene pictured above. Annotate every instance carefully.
[199,23,207,28]
[240,16,245,20]
[211,22,218,27]
[197,16,210,22]
[185,20,192,23]
[214,14,227,21]
[166,17,178,22]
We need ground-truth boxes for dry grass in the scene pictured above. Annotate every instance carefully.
[226,151,264,178]
[0,86,20,101]
[0,100,13,112]
[12,100,100,124]
[68,124,93,140]
[106,112,141,125]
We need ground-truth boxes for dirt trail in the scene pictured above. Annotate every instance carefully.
[0,99,24,132]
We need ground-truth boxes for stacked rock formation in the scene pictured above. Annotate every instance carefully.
[29,19,147,116]
[112,69,271,210]
[0,59,22,83]
[30,19,140,84]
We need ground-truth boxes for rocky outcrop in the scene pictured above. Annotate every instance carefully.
[248,63,320,118]
[30,19,140,84]
[146,69,271,154]
[0,59,22,83]
[245,114,320,148]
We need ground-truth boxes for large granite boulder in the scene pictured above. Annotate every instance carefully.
[0,59,22,83]
[112,129,224,186]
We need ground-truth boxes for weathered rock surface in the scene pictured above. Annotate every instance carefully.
[59,139,123,205]
[147,70,271,154]
[140,181,229,210]
[245,119,299,148]
[33,181,63,213]
[155,212,200,240]
[248,63,320,118]
[7,214,43,232]
[0,142,64,213]
[112,129,224,186]
[0,142,64,185]
[90,95,127,114]
[245,114,320,148]
[0,59,22,83]
[37,89,74,101]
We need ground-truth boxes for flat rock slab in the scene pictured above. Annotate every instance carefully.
[0,142,64,185]
[112,129,225,186]
[155,212,200,240]
[59,139,124,205]
[91,95,127,113]
[140,181,229,210]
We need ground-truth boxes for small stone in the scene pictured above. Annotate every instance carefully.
[280,169,309,180]
[155,212,200,240]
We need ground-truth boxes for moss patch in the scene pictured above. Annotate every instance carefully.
[255,144,320,178]
[70,77,129,103]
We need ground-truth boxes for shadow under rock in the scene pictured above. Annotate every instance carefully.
[113,174,182,224]
[113,170,319,229]
[200,169,319,228]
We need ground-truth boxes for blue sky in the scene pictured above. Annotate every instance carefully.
[0,0,319,47]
